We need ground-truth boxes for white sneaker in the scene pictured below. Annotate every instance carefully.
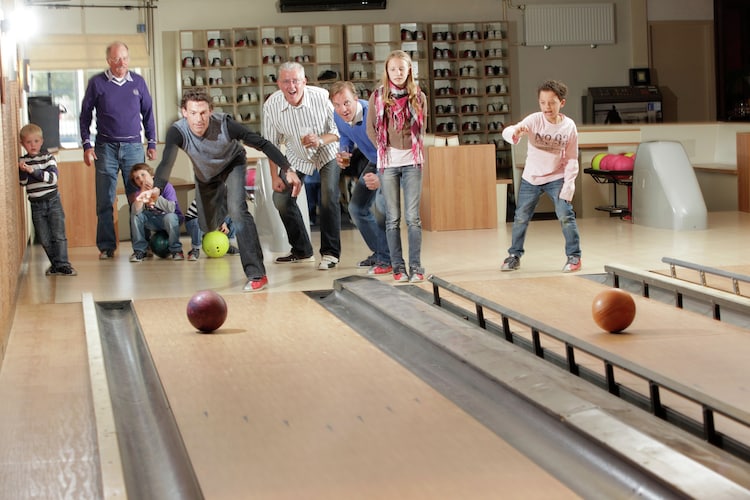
[317,254,339,270]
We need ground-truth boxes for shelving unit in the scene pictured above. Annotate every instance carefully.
[178,20,512,180]
[344,22,429,100]
[427,21,511,179]
[180,28,263,127]
[258,24,344,100]
[179,26,343,128]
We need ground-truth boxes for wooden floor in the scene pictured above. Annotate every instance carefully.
[3,211,750,498]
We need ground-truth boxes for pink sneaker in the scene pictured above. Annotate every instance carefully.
[368,264,393,275]
[244,276,268,292]
[562,256,581,273]
[393,271,409,282]
[409,273,424,283]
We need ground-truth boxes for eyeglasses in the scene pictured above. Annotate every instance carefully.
[281,78,303,85]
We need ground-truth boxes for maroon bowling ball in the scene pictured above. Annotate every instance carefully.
[186,290,227,333]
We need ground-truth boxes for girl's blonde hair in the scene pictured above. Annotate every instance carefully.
[379,50,421,110]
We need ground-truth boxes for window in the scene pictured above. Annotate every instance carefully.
[30,68,142,149]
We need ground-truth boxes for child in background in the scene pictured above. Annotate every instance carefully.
[18,123,77,276]
[500,79,582,273]
[129,163,185,262]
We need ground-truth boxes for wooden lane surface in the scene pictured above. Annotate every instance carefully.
[0,303,101,499]
[134,293,577,500]
[449,276,750,417]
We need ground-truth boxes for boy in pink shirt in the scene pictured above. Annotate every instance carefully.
[500,80,581,272]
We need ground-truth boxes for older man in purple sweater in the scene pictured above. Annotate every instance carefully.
[79,41,156,260]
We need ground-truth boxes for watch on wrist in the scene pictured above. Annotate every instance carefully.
[318,137,324,147]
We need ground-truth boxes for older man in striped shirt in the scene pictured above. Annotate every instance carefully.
[262,62,342,270]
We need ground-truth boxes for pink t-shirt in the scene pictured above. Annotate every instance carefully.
[502,111,579,201]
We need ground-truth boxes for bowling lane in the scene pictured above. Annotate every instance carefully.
[447,276,750,428]
[133,293,577,500]
[653,264,750,296]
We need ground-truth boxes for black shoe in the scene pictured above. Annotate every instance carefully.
[275,253,314,264]
[357,255,376,268]
[55,265,78,276]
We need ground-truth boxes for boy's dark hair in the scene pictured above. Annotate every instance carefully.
[538,80,568,101]
[129,162,154,183]
[181,88,212,109]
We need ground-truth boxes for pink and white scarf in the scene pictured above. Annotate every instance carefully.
[372,84,424,171]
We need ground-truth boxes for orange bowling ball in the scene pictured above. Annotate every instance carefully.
[592,288,636,333]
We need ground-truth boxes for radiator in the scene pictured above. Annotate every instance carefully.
[523,3,615,46]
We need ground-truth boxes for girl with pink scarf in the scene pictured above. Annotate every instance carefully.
[366,50,428,283]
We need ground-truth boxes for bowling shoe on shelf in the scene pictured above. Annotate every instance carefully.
[244,276,268,292]
[562,256,582,273]
[501,255,520,271]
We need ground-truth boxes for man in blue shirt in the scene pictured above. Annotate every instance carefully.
[330,81,390,274]
[80,41,157,259]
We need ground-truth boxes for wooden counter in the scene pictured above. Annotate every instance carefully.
[421,144,497,231]
[57,161,102,248]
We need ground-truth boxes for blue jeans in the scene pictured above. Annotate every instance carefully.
[31,193,70,268]
[348,164,389,266]
[509,178,581,258]
[185,217,202,249]
[195,158,265,279]
[131,211,182,253]
[381,165,423,274]
[274,159,341,258]
[186,216,235,250]
[94,142,145,252]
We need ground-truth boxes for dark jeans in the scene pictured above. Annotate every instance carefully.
[31,192,70,268]
[195,158,266,279]
[273,158,341,258]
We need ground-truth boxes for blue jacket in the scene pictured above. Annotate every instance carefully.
[333,99,378,164]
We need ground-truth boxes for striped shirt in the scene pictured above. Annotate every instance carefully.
[19,151,59,202]
[262,85,339,176]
